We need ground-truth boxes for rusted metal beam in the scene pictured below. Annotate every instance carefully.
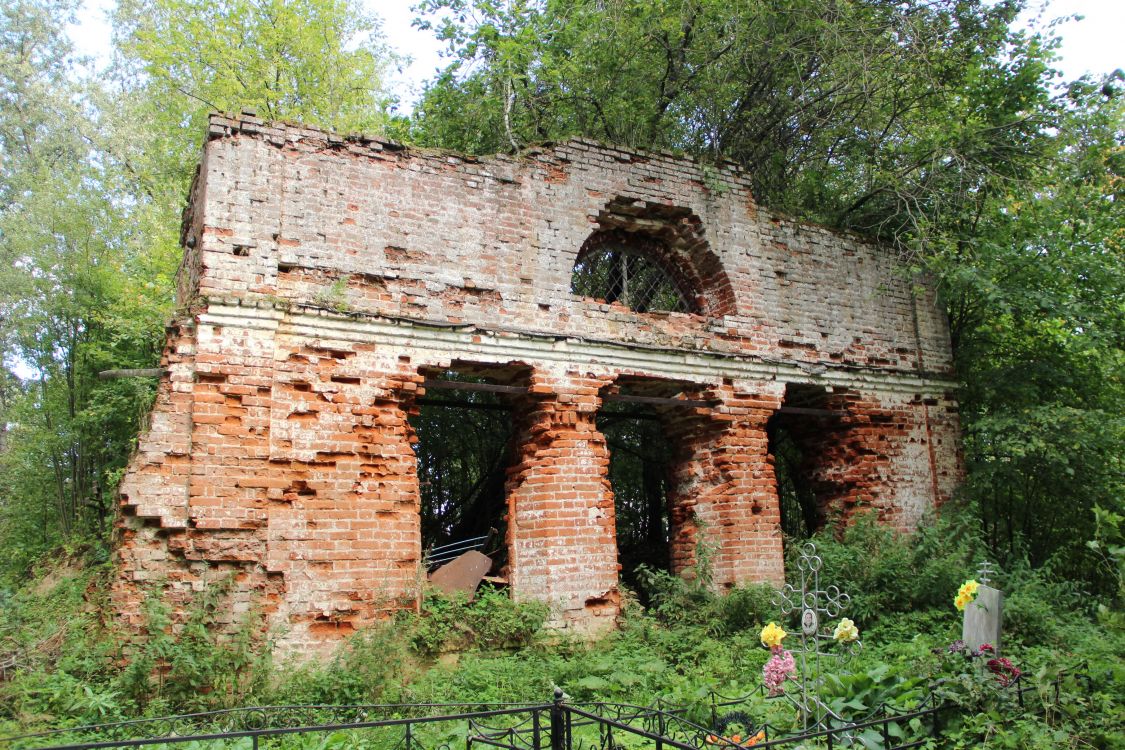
[416,398,513,411]
[777,405,841,417]
[597,411,662,422]
[422,378,712,408]
[604,393,711,408]
[98,368,166,380]
[421,378,849,416]
[421,379,525,395]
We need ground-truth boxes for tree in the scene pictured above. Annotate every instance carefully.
[411,0,1123,596]
[0,0,84,201]
[0,0,169,574]
[413,0,1054,239]
[940,77,1124,590]
[0,0,398,579]
[111,0,395,199]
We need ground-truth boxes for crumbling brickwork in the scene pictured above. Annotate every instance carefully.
[112,112,962,656]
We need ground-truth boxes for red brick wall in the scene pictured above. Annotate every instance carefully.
[111,113,963,655]
[505,370,619,634]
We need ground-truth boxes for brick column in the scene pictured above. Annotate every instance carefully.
[667,384,785,589]
[116,318,197,529]
[265,346,424,653]
[505,370,619,635]
[111,319,198,629]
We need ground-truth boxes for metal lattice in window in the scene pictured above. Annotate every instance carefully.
[571,237,695,314]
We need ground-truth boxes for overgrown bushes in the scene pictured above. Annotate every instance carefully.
[796,511,984,625]
[115,576,270,713]
[408,587,549,656]
[1,517,1122,749]
[633,565,776,636]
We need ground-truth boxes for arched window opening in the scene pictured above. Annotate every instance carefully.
[572,234,696,314]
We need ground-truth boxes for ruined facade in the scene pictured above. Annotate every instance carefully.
[112,112,962,655]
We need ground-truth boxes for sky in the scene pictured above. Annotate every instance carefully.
[65,0,1125,114]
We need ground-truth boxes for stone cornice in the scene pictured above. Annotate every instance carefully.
[196,302,959,398]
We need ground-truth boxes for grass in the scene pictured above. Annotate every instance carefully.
[0,521,1122,749]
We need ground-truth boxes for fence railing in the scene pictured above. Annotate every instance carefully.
[0,672,1069,750]
[426,535,493,570]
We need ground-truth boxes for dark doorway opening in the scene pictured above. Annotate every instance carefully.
[411,364,528,572]
[598,402,674,588]
[597,377,707,596]
[767,421,820,540]
[767,383,843,541]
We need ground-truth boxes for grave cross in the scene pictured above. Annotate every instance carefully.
[772,542,858,733]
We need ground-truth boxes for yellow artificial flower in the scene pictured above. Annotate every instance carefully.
[760,621,787,649]
[833,617,859,644]
[955,579,980,611]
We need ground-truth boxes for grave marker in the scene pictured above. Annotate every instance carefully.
[963,562,1003,653]
[774,542,860,733]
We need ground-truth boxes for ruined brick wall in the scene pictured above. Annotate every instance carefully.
[113,112,962,656]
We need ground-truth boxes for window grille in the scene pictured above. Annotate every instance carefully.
[571,238,694,314]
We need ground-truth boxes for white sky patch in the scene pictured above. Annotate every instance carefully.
[1020,0,1124,79]
[377,1,448,112]
[64,0,1125,111]
[65,0,113,67]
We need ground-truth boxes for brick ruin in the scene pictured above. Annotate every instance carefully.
[111,112,963,656]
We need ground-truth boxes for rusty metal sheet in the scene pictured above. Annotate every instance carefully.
[428,550,493,598]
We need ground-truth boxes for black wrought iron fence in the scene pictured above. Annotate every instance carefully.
[0,703,550,750]
[0,673,1072,750]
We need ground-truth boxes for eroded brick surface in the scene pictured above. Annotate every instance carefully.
[112,113,963,655]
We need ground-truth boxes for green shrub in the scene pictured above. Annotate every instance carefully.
[0,558,124,727]
[269,620,414,705]
[408,585,548,655]
[1001,577,1068,648]
[115,577,269,712]
[271,586,548,705]
[863,608,958,649]
[703,585,777,636]
[632,562,774,638]
[796,510,982,626]
[1,526,1120,750]
[634,564,713,622]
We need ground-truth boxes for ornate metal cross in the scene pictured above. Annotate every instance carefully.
[772,542,857,733]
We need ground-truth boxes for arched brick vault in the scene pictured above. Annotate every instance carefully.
[111,113,964,658]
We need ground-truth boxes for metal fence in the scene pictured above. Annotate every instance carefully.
[0,674,1064,750]
[0,694,936,750]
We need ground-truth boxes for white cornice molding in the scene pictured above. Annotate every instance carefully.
[195,303,958,398]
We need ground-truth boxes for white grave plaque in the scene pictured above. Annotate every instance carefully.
[962,583,1003,654]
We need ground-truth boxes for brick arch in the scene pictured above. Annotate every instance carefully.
[583,198,737,318]
[573,230,699,314]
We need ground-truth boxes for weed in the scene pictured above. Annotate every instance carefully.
[0,522,1121,750]
[409,585,548,655]
[313,276,352,312]
[117,576,269,711]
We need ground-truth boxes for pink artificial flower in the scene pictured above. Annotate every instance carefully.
[763,646,796,696]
